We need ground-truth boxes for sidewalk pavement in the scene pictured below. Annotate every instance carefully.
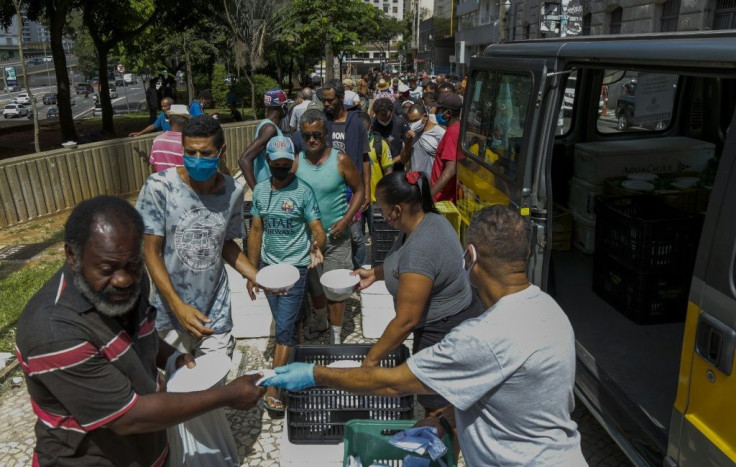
[0,264,429,466]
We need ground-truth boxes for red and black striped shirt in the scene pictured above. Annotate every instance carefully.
[15,265,167,466]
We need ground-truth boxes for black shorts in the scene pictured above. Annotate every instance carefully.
[413,292,485,410]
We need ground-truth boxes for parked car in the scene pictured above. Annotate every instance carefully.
[76,83,94,95]
[615,79,671,131]
[42,93,57,105]
[16,93,31,105]
[115,77,125,87]
[109,86,118,98]
[46,106,59,120]
[3,103,29,118]
[92,102,116,117]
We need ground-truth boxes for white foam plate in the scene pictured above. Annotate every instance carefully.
[320,269,360,294]
[626,173,659,182]
[257,264,300,292]
[167,353,232,393]
[672,177,699,189]
[621,180,655,192]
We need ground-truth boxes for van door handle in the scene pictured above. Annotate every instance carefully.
[695,313,736,376]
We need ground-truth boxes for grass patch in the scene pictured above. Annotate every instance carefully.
[0,259,64,351]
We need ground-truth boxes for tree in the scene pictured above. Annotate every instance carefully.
[365,15,404,71]
[0,0,79,143]
[222,0,283,118]
[9,0,40,151]
[290,0,389,81]
[81,0,162,135]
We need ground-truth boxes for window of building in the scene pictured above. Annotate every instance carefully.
[393,6,398,13]
[609,7,623,34]
[660,0,680,32]
[383,4,389,12]
[713,0,736,30]
[582,13,591,35]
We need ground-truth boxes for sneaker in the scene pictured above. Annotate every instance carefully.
[304,318,329,340]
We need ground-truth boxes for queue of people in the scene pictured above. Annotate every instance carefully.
[14,74,586,465]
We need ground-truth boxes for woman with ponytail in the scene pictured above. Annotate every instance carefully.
[354,170,484,416]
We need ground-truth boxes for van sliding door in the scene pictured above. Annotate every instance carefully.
[458,58,549,280]
[668,111,736,466]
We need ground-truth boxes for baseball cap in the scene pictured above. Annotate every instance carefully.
[398,84,410,94]
[264,89,288,107]
[167,104,191,118]
[266,136,295,161]
[437,93,463,111]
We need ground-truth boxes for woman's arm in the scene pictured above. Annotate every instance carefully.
[363,272,432,367]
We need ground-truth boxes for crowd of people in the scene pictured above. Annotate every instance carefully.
[13,71,587,466]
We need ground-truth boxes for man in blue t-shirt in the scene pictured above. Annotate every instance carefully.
[128,97,172,137]
[189,89,213,117]
[248,135,325,413]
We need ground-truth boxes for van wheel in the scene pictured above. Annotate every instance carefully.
[617,115,629,131]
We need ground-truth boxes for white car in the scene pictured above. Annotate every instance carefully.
[3,104,29,118]
[16,93,31,105]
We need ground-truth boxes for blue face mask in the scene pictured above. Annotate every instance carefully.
[183,149,221,182]
[435,110,448,126]
[491,139,503,149]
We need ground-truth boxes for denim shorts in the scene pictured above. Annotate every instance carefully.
[263,264,308,346]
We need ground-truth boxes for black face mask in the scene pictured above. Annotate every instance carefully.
[271,166,292,181]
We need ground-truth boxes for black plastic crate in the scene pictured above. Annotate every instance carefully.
[287,344,413,444]
[371,239,395,266]
[595,195,701,273]
[592,254,688,324]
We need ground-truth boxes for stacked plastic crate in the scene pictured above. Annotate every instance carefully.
[370,205,400,267]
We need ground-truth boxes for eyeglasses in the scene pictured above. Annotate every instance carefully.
[303,132,324,141]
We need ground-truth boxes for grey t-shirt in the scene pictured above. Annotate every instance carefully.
[382,212,472,326]
[136,169,245,334]
[408,285,587,467]
[411,125,445,178]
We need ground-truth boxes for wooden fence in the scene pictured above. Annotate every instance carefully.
[0,120,259,228]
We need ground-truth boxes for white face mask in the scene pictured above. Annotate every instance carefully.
[428,113,438,124]
[378,118,391,127]
[462,245,477,284]
[410,119,426,133]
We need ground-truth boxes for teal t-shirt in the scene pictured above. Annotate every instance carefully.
[250,176,321,267]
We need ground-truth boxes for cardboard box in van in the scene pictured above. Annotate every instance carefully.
[574,137,714,184]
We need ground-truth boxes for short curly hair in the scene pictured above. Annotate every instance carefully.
[373,98,393,115]
[65,196,143,257]
[466,205,531,268]
[182,115,225,149]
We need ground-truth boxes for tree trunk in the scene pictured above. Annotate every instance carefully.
[12,1,40,152]
[245,72,257,120]
[325,41,334,81]
[183,37,194,105]
[95,45,115,135]
[288,52,293,94]
[46,0,77,143]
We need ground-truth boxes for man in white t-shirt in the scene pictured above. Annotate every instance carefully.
[263,205,587,467]
[289,87,315,132]
[399,103,445,177]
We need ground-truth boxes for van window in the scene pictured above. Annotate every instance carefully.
[598,70,678,134]
[557,71,577,135]
[463,70,533,180]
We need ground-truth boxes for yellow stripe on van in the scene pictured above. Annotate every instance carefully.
[680,301,736,462]
[674,301,701,413]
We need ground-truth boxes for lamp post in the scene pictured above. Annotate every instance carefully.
[502,0,511,42]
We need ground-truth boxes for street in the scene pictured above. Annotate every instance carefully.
[1,80,145,125]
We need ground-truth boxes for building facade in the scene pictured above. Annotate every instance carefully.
[418,0,736,77]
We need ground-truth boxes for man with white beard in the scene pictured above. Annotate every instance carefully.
[15,196,265,466]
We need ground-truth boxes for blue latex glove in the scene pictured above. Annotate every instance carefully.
[260,362,316,391]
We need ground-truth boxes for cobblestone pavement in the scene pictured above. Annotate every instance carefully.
[0,294,631,466]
